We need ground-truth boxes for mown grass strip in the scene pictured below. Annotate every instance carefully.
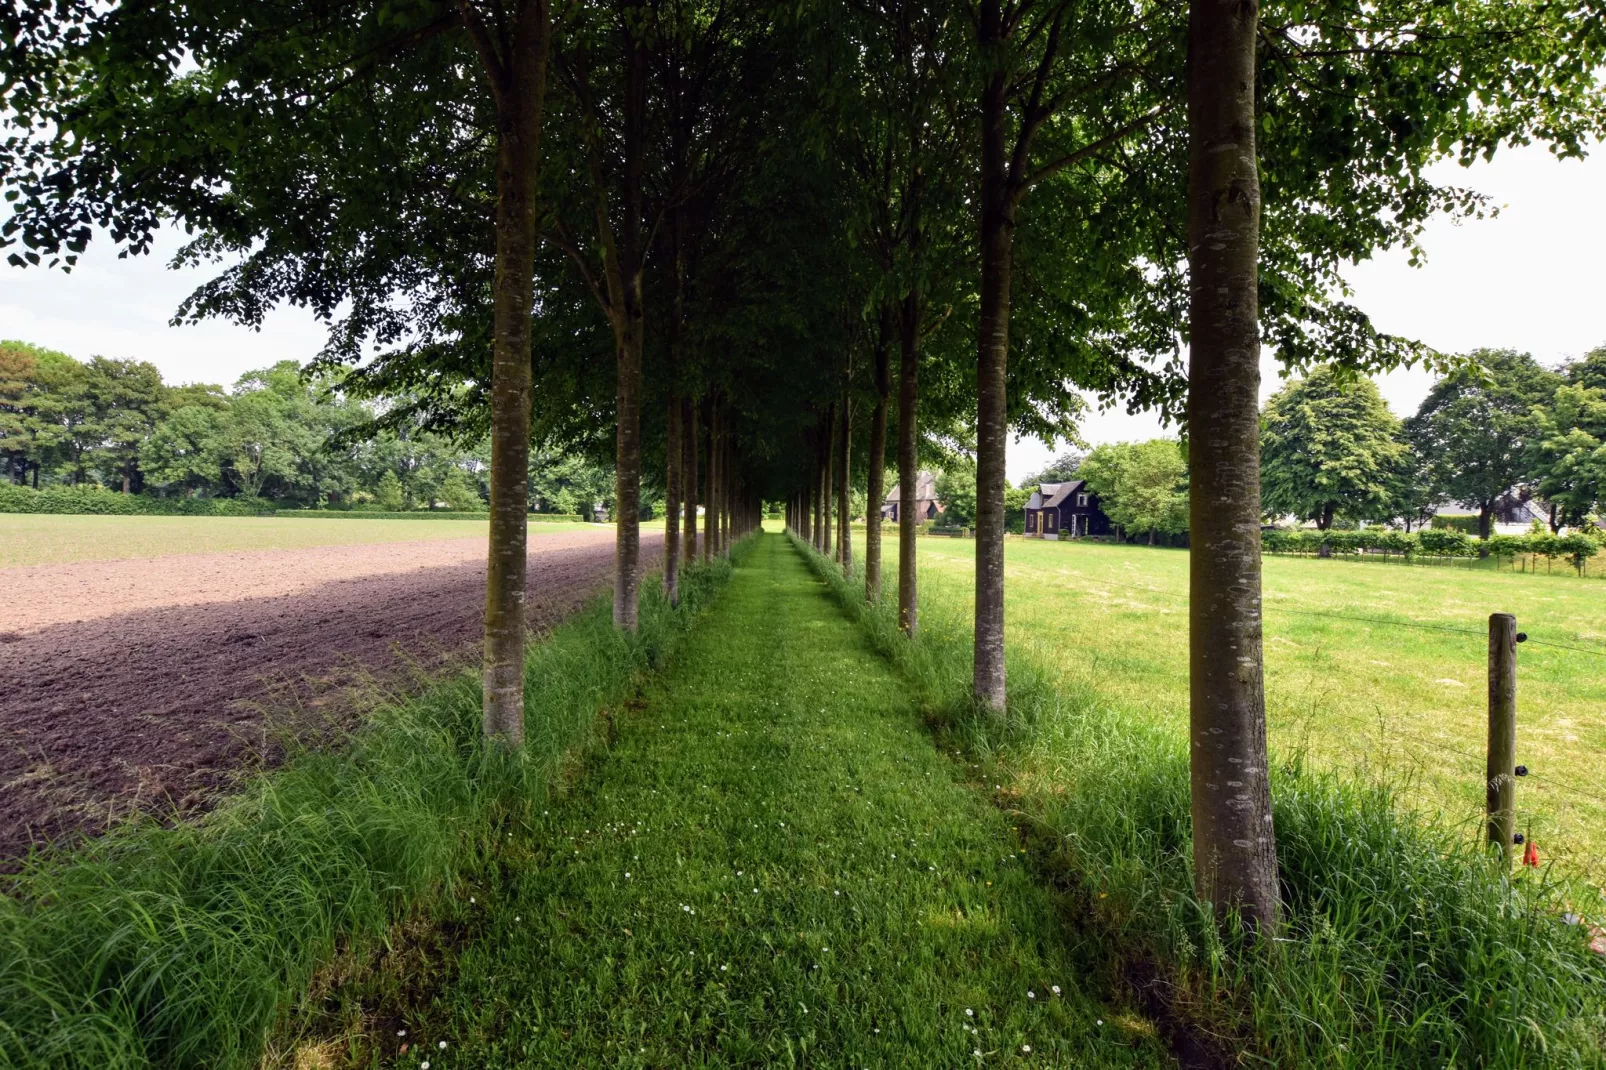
[295,533,1171,1068]
[794,532,1606,1069]
[0,552,740,1070]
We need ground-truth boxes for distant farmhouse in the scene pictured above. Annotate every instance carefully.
[1432,494,1549,535]
[881,470,944,523]
[1024,479,1110,540]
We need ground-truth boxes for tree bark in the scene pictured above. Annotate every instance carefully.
[609,22,649,632]
[823,401,836,562]
[897,291,920,638]
[972,64,1013,713]
[800,476,812,544]
[865,304,892,601]
[837,390,852,571]
[683,395,699,563]
[664,390,682,605]
[476,0,553,746]
[703,397,717,563]
[1186,0,1280,931]
[612,312,644,629]
[1478,500,1493,555]
[722,437,733,556]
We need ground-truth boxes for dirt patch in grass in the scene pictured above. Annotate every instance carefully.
[0,530,664,860]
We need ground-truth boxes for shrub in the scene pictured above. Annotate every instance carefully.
[1414,528,1476,556]
[272,511,583,522]
[1260,526,1601,570]
[1431,513,1483,536]
[0,484,270,516]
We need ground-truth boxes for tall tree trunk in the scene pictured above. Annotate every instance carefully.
[609,18,649,632]
[664,391,682,605]
[972,67,1013,713]
[477,0,553,746]
[823,402,836,562]
[683,395,699,563]
[800,475,812,544]
[1186,0,1280,931]
[722,439,733,556]
[613,313,644,629]
[897,291,920,638]
[1478,500,1493,555]
[837,391,852,571]
[865,304,892,601]
[703,398,717,563]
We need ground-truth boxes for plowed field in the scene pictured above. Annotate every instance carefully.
[0,525,664,858]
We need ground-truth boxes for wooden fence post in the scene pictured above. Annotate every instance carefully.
[1486,612,1518,861]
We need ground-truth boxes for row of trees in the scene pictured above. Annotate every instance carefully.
[0,340,615,513]
[7,0,1604,931]
[1262,347,1606,539]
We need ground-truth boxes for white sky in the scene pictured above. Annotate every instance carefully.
[2,144,1601,484]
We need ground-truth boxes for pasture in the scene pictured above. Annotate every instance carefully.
[0,513,595,568]
[870,533,1606,877]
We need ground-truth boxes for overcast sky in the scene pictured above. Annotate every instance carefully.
[3,143,1601,486]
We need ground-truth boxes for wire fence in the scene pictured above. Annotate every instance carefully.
[1070,562,1606,871]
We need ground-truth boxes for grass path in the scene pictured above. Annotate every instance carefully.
[344,534,1168,1068]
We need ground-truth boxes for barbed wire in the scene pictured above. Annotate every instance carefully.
[1521,637,1606,659]
[1388,729,1483,766]
[1270,607,1487,637]
[1523,770,1606,809]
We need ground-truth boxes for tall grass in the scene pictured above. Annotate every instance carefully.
[792,533,1606,1068]
[0,551,743,1070]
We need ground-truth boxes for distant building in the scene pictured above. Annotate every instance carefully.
[1433,493,1549,535]
[1024,480,1110,540]
[881,470,943,523]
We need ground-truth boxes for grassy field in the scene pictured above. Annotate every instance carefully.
[0,552,738,1070]
[0,514,597,568]
[860,532,1606,877]
[280,535,1168,1069]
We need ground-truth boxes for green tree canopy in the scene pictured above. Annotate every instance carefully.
[1260,366,1408,530]
[1078,439,1188,543]
[1405,349,1561,539]
[1528,382,1606,529]
[1019,450,1084,489]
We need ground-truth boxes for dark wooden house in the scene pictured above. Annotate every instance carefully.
[881,470,944,523]
[1023,479,1110,539]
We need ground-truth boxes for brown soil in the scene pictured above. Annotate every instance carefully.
[0,529,665,860]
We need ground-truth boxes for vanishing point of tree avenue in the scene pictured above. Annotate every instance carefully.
[5,0,1605,936]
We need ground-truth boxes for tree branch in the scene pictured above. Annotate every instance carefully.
[1019,102,1173,197]
[456,0,509,103]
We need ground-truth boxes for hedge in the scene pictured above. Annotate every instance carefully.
[0,484,271,516]
[1261,526,1600,567]
[0,488,588,522]
[1430,513,1483,535]
[274,511,583,522]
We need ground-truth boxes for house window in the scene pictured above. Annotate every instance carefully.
[1076,494,1088,507]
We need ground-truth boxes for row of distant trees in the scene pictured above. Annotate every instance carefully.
[1261,346,1605,537]
[992,345,1606,544]
[0,340,616,514]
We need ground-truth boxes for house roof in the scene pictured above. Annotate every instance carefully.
[1024,491,1044,510]
[884,470,940,505]
[1041,479,1085,508]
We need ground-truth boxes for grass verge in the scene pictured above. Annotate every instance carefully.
[793,532,1606,1069]
[279,532,1169,1067]
[0,550,740,1070]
